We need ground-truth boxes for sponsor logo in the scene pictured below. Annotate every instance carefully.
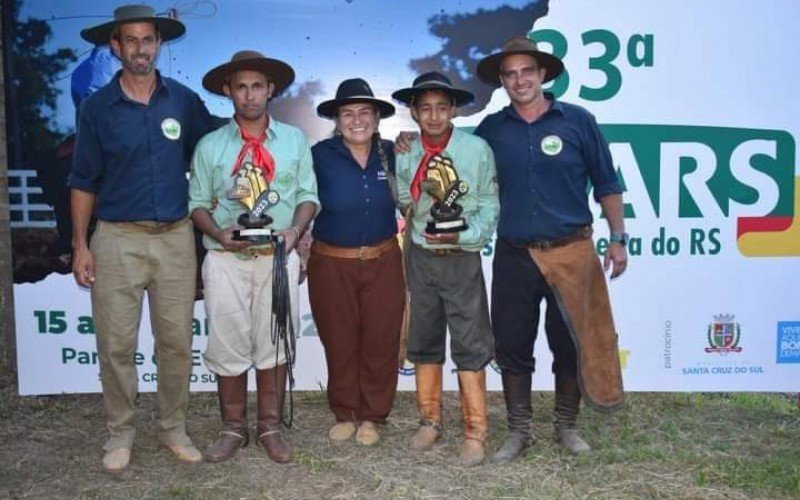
[541,135,563,156]
[161,118,181,140]
[776,321,800,364]
[705,314,742,354]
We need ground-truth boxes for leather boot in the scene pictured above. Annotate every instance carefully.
[410,364,442,451]
[493,371,533,464]
[256,365,292,463]
[457,370,487,467]
[553,372,591,455]
[204,373,249,462]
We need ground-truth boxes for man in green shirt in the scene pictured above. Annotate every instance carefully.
[188,50,318,464]
[393,72,499,466]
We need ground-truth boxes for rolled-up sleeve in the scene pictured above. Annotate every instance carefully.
[188,139,213,213]
[581,112,622,202]
[295,133,320,214]
[458,143,499,248]
[68,100,103,193]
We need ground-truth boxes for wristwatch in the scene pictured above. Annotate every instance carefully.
[609,232,629,247]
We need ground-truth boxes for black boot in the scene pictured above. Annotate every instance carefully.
[256,365,292,463]
[492,371,533,464]
[553,372,590,455]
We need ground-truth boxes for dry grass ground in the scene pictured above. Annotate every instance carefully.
[0,368,798,500]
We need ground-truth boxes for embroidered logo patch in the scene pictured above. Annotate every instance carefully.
[161,118,181,140]
[541,135,563,156]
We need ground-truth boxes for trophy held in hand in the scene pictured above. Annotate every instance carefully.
[421,154,469,234]
[228,161,280,245]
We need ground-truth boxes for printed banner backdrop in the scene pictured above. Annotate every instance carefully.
[10,0,800,395]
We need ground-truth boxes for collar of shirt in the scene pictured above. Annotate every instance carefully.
[329,135,383,169]
[107,69,171,106]
[501,91,565,123]
[221,114,280,144]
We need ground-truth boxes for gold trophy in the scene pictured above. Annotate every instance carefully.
[228,161,280,244]
[420,154,469,233]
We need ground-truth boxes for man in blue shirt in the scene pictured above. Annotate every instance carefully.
[68,5,219,472]
[475,36,627,461]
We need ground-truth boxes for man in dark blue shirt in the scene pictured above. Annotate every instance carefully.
[475,36,627,461]
[68,5,219,472]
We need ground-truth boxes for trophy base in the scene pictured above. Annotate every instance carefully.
[426,218,467,234]
[232,227,274,244]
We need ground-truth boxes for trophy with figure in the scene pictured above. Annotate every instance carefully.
[228,161,281,244]
[420,154,469,233]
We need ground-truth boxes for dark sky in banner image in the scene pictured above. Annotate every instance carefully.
[20,0,548,143]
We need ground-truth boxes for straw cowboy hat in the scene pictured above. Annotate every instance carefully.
[81,4,185,45]
[391,71,474,108]
[202,50,295,96]
[317,78,395,119]
[476,35,564,87]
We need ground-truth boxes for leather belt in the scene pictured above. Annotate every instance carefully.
[107,218,189,234]
[312,238,397,260]
[213,247,275,258]
[413,243,463,257]
[519,226,593,251]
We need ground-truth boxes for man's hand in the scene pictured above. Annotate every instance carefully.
[394,131,419,154]
[274,226,301,253]
[72,245,95,288]
[423,231,459,245]
[604,242,628,279]
[216,227,252,252]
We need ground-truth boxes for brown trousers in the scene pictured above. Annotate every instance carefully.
[308,243,405,423]
[529,238,624,410]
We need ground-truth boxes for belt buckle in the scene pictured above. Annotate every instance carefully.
[358,246,369,260]
[433,248,448,256]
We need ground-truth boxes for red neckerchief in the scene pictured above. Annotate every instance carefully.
[231,117,276,182]
[410,127,453,201]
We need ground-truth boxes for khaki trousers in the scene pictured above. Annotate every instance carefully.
[91,219,196,451]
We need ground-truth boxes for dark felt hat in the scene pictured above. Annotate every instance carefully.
[202,50,295,96]
[391,71,474,108]
[476,35,564,87]
[81,4,185,45]
[317,78,395,119]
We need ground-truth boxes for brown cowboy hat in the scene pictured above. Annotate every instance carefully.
[476,35,564,87]
[317,78,395,119]
[202,50,295,97]
[392,71,474,108]
[80,4,186,45]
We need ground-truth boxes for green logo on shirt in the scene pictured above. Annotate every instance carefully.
[161,118,181,141]
[541,135,563,156]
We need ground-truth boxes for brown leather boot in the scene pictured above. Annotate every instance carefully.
[410,364,442,451]
[457,370,487,467]
[256,365,292,463]
[493,370,533,464]
[553,372,591,455]
[204,373,249,463]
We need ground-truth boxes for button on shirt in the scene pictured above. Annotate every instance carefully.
[69,71,219,222]
[311,137,398,247]
[474,93,622,243]
[396,128,499,252]
[188,118,319,250]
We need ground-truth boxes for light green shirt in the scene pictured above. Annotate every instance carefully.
[188,117,319,250]
[396,128,499,252]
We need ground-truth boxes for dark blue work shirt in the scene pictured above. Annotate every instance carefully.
[474,93,622,242]
[69,71,220,222]
[311,136,398,247]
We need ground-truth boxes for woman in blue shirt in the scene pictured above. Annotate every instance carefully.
[308,78,405,446]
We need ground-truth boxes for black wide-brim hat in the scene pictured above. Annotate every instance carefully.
[203,50,295,97]
[477,35,564,88]
[392,71,474,108]
[317,78,395,119]
[81,4,186,46]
